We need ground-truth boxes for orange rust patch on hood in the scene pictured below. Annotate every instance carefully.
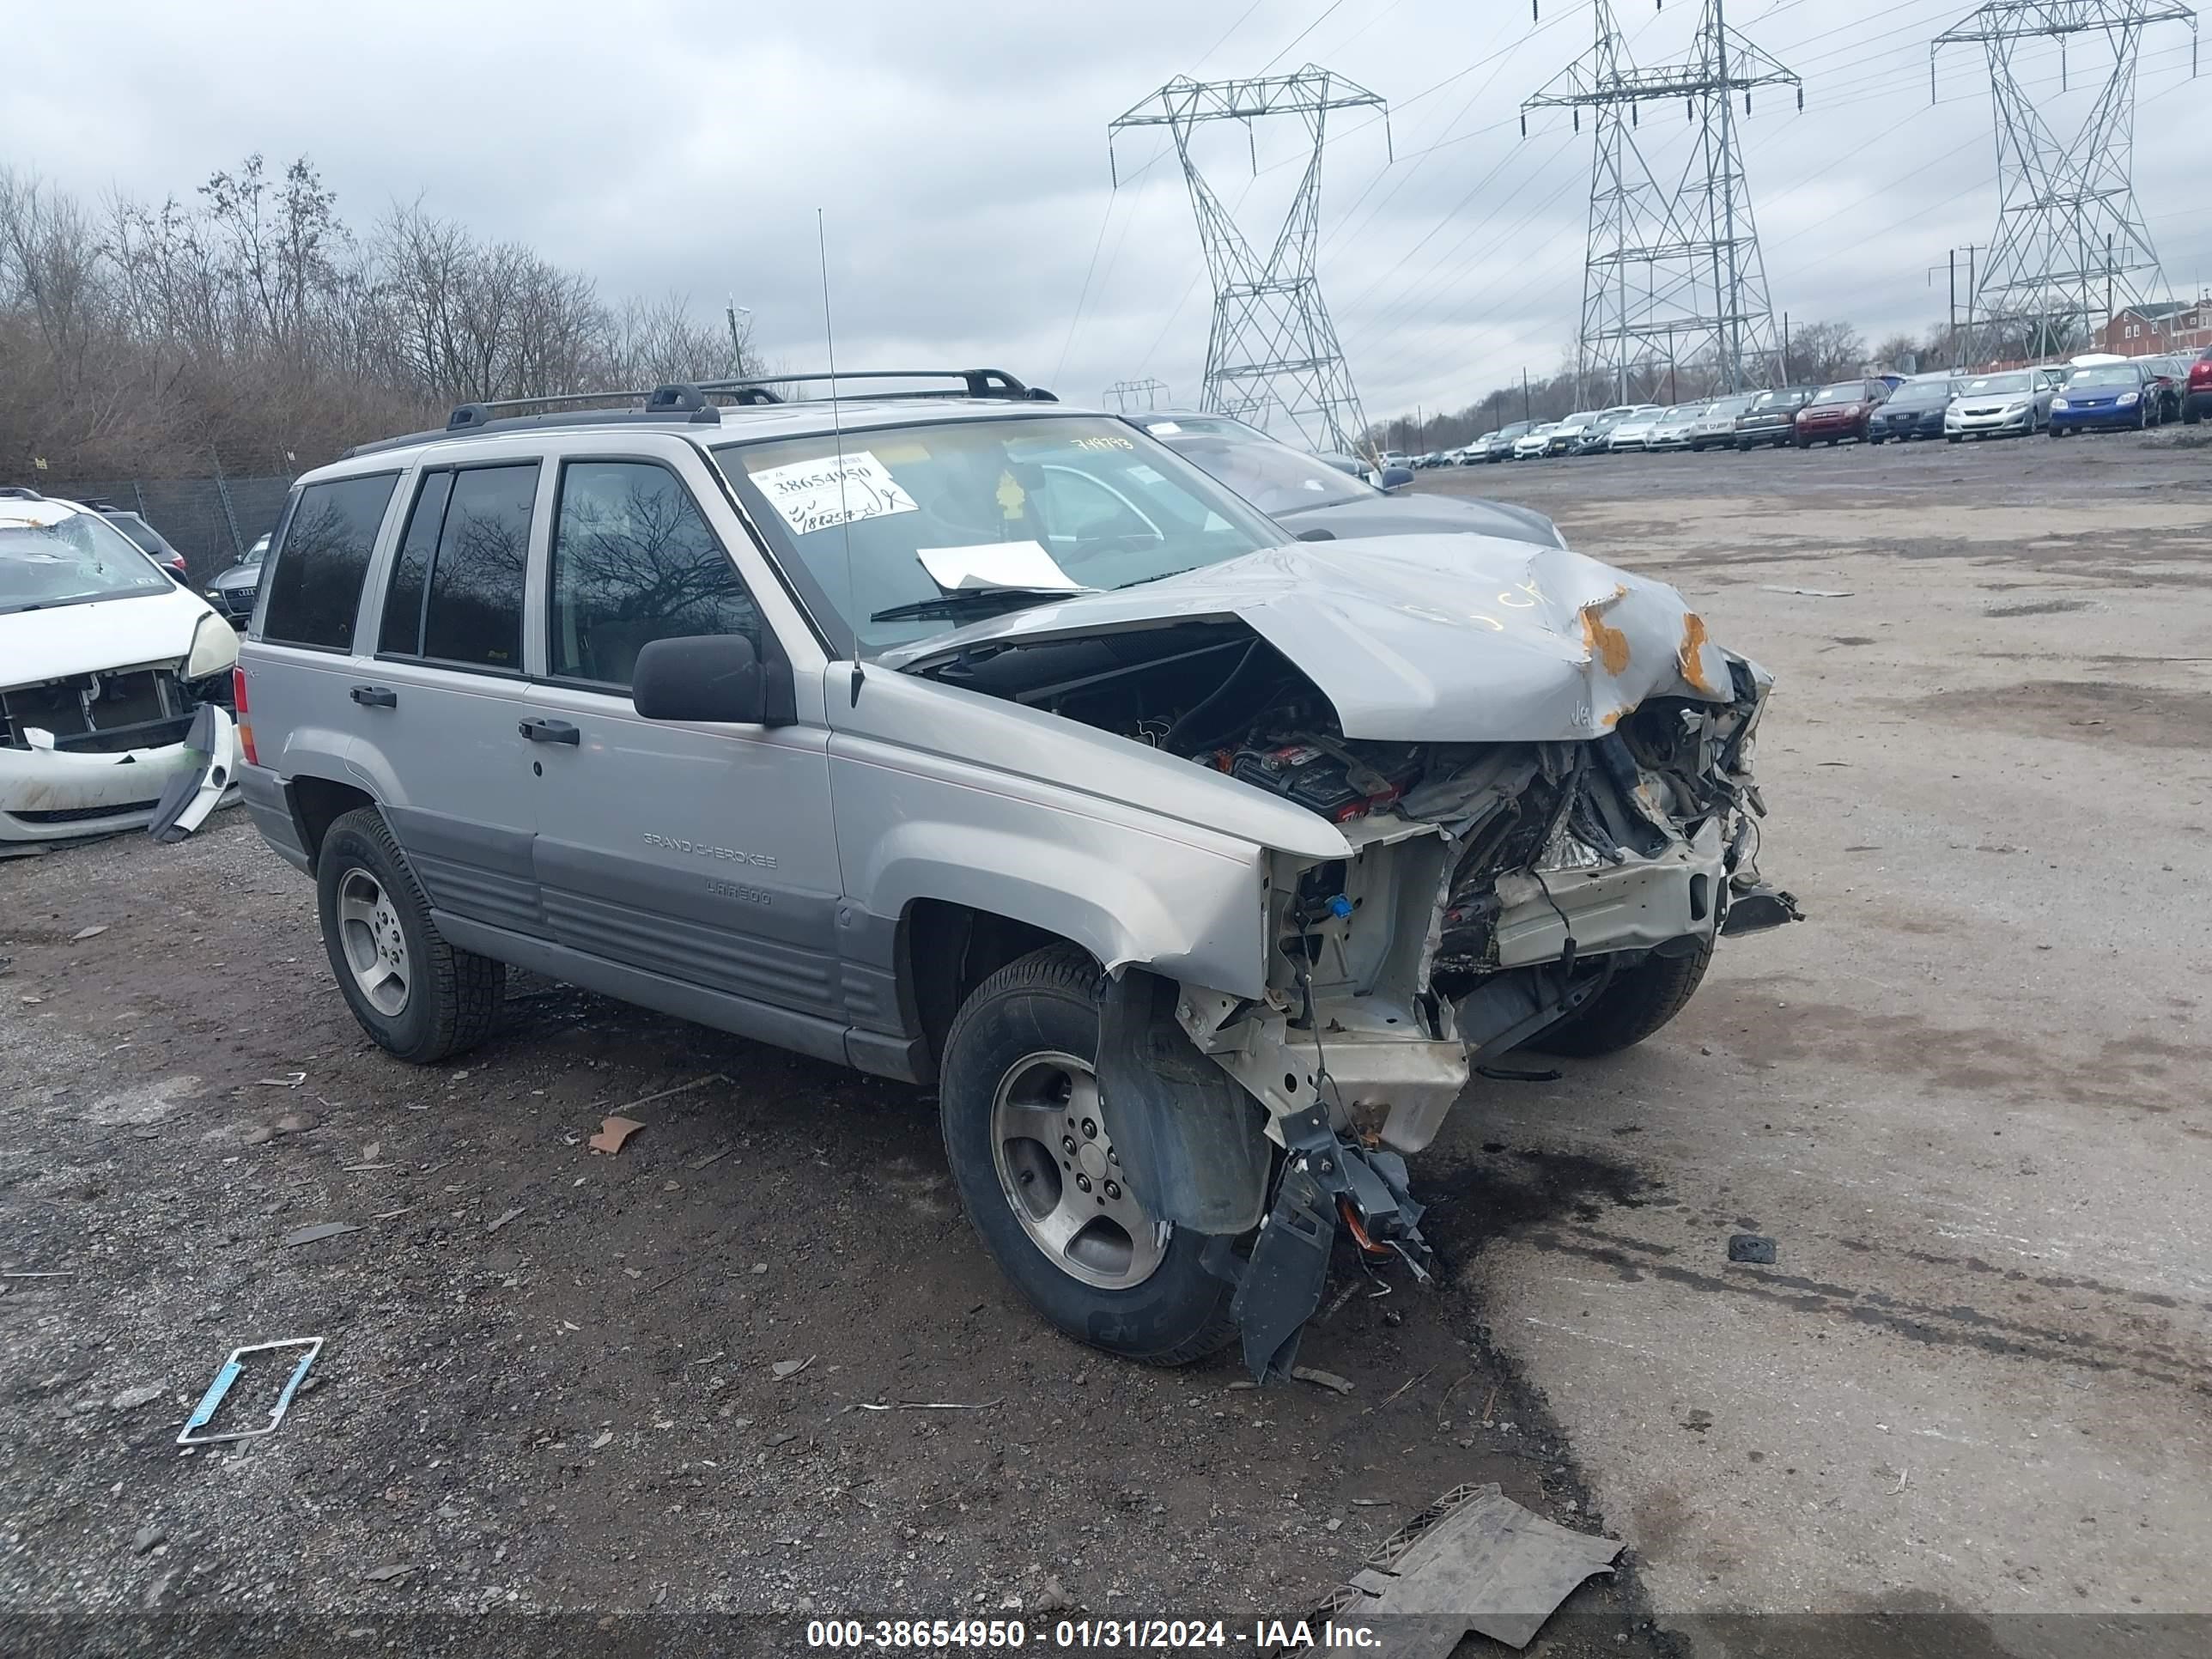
[1579,598,1632,676]
[1678,612,1716,694]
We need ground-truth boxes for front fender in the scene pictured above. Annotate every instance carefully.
[839,772,1272,996]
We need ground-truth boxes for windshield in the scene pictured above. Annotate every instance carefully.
[714,415,1285,658]
[1811,382,1865,404]
[1891,381,1955,405]
[1750,390,1803,411]
[2068,365,2142,388]
[1960,372,2031,395]
[0,507,175,615]
[1705,397,1752,417]
[1140,428,1371,515]
[1658,406,1702,424]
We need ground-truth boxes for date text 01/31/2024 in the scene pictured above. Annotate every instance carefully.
[804,1618,1383,1650]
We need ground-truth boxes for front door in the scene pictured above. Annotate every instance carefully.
[520,455,844,1026]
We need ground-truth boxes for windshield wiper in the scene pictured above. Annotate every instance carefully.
[870,586,1092,624]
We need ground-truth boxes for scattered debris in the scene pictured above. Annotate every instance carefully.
[1,1270,72,1279]
[486,1207,525,1236]
[282,1222,360,1247]
[176,1338,324,1447]
[241,1126,275,1146]
[587,1115,645,1156]
[1311,1482,1621,1653]
[273,1112,314,1135]
[70,925,109,943]
[690,1147,733,1171]
[132,1523,165,1555]
[109,1384,167,1412]
[1291,1366,1356,1395]
[855,1398,1003,1412]
[1348,1498,1393,1508]
[771,1357,816,1381]
[612,1073,727,1114]
[361,1564,412,1583]
[1032,1577,1075,1614]
[590,1430,613,1449]
[1727,1233,1778,1265]
[257,1073,307,1089]
[1759,585,1852,599]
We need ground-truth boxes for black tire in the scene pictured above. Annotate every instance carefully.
[1948,434,1963,444]
[1530,936,1715,1059]
[939,945,1238,1367]
[316,806,503,1064]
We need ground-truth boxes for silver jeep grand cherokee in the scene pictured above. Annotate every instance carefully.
[233,369,1794,1382]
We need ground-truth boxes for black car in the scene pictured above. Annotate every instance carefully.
[1867,378,1958,443]
[1735,386,1818,449]
[1123,410,1565,548]
[205,534,270,622]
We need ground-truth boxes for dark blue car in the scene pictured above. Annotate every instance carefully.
[1867,377,1958,443]
[2049,362,2158,435]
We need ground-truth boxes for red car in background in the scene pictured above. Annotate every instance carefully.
[1793,379,1891,447]
[2185,348,2212,424]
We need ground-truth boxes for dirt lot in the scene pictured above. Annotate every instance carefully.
[4,424,2209,1656]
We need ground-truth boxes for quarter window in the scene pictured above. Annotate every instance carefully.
[261,474,398,650]
[378,464,537,672]
[547,460,760,688]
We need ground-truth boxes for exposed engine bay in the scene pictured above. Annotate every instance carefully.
[915,611,1796,1381]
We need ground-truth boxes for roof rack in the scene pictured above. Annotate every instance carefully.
[340,369,1057,460]
[693,368,1057,404]
[0,485,46,501]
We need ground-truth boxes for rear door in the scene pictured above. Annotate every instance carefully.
[353,457,548,937]
[520,448,846,1026]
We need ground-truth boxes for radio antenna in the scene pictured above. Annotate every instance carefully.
[817,208,862,702]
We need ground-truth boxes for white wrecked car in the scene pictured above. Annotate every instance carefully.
[0,493,240,845]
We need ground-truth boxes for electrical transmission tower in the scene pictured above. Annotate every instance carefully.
[1935,2,2198,365]
[1110,68,1388,454]
[1103,377,1170,412]
[1524,0,1801,400]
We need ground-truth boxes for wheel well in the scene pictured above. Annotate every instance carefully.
[290,775,376,872]
[901,900,1073,1078]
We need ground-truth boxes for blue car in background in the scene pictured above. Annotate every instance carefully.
[2049,362,2159,435]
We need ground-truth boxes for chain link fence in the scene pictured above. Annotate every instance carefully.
[48,473,295,587]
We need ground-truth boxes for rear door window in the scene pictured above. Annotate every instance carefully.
[377,463,538,672]
[546,459,762,689]
[261,474,399,650]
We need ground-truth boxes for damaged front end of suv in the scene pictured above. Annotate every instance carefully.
[890,536,1795,1380]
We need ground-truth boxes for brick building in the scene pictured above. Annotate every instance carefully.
[2098,298,2212,356]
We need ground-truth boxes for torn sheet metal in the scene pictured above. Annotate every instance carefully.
[1304,1482,1621,1656]
[177,1337,324,1446]
[884,536,1744,743]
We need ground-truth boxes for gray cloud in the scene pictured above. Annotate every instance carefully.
[7,0,2203,425]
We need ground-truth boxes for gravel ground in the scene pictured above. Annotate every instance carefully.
[4,421,2206,1657]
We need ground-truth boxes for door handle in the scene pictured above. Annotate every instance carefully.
[349,684,398,708]
[517,717,580,745]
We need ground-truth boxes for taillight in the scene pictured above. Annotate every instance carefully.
[233,665,257,766]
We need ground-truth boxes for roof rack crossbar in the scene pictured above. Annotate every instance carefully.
[693,368,1054,402]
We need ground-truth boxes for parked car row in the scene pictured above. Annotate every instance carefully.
[1446,347,2207,460]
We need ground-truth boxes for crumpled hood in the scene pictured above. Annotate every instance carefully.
[1277,491,1565,549]
[0,586,209,689]
[885,534,1743,743]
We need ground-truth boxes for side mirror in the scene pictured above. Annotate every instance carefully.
[1380,465,1415,492]
[632,634,779,725]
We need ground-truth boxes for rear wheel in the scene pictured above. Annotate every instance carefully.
[316,807,503,1063]
[939,945,1238,1367]
[1531,937,1715,1059]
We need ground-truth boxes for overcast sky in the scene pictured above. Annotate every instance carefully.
[9,0,2206,423]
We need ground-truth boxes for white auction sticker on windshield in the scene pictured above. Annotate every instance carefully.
[748,450,918,536]
[916,540,1081,593]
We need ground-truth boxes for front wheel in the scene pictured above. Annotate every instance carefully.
[1530,936,1714,1058]
[939,945,1238,1367]
[316,807,503,1063]
[1948,434,1963,444]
